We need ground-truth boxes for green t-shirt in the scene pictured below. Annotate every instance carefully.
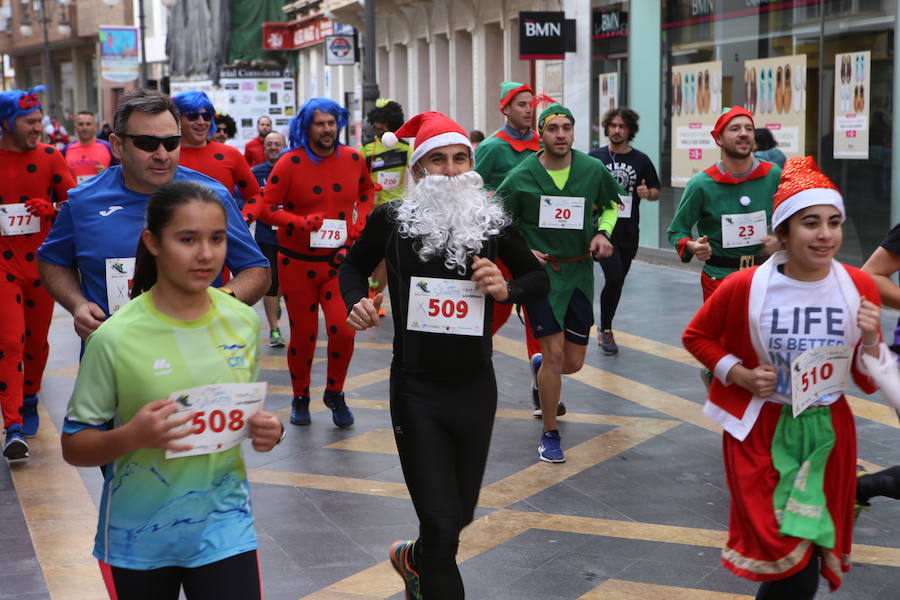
[64,287,261,570]
[546,166,570,190]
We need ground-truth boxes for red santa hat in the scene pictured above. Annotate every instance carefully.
[382,111,472,170]
[772,156,844,230]
[710,106,754,142]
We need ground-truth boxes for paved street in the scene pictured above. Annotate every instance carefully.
[4,260,900,599]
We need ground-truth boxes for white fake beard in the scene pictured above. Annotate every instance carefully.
[395,170,510,275]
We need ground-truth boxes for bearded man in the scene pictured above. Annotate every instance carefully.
[667,106,782,301]
[339,111,548,600]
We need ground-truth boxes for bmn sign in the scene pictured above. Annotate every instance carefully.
[519,12,576,60]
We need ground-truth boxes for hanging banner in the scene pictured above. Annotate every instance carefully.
[596,72,619,147]
[833,51,870,159]
[744,55,807,157]
[670,61,722,187]
[98,26,139,83]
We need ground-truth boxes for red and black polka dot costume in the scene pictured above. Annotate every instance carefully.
[179,141,263,221]
[261,147,374,397]
[0,143,75,429]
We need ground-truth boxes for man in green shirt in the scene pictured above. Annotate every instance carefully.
[497,104,624,463]
[667,106,782,301]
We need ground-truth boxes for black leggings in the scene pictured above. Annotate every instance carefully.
[390,367,497,600]
[100,550,261,600]
[596,229,639,331]
[755,554,819,600]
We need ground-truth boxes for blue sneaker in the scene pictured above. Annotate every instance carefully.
[538,429,565,463]
[324,390,354,429]
[290,396,311,426]
[21,394,39,437]
[389,540,423,600]
[3,425,28,460]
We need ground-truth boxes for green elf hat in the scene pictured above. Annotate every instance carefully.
[499,81,535,110]
[537,103,575,134]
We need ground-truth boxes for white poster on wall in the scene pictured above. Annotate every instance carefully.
[744,55,807,157]
[170,70,296,153]
[833,51,870,160]
[596,72,619,147]
[670,61,722,187]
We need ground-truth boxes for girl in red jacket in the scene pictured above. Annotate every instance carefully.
[683,156,886,599]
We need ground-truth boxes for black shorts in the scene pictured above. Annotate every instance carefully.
[524,288,593,345]
[259,242,279,297]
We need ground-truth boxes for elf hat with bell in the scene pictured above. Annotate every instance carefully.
[382,111,472,171]
[771,156,844,230]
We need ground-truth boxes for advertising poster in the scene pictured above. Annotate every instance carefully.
[171,70,295,153]
[99,26,139,83]
[670,61,722,187]
[833,51,870,159]
[596,72,619,147]
[744,55,806,157]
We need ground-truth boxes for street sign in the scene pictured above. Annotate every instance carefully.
[325,34,357,66]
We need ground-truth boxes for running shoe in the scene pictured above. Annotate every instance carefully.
[290,396,311,426]
[323,390,354,429]
[388,540,423,600]
[21,394,39,437]
[531,353,542,417]
[269,328,285,348]
[598,329,618,355]
[538,429,565,463]
[3,425,28,460]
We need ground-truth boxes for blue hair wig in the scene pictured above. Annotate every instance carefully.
[288,97,349,163]
[172,90,217,138]
[0,86,47,133]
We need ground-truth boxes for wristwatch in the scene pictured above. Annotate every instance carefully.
[218,287,236,297]
[275,423,286,445]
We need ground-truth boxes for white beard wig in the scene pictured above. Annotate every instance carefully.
[395,170,510,275]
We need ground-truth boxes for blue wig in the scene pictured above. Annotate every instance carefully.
[288,97,349,163]
[0,86,47,133]
[172,90,217,138]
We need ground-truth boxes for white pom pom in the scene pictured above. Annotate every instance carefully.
[381,131,398,147]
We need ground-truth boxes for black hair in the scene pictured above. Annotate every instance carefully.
[367,100,405,132]
[113,88,180,137]
[754,128,777,151]
[214,113,237,139]
[601,107,639,142]
[469,130,485,143]
[131,181,226,298]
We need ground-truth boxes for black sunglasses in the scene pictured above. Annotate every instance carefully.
[120,133,182,152]
[184,112,213,122]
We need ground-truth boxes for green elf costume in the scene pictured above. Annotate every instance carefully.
[474,81,542,191]
[667,106,782,299]
[497,104,624,330]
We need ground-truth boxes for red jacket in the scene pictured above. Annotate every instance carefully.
[244,137,265,168]
[683,251,879,440]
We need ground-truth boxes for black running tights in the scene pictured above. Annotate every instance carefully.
[755,554,819,600]
[390,367,497,600]
[100,550,261,600]
[597,230,639,331]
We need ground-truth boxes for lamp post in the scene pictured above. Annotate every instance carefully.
[15,0,73,117]
[362,0,379,129]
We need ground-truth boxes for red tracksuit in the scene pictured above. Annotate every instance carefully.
[0,143,75,428]
[261,147,374,396]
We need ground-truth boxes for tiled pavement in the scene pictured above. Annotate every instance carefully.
[5,260,900,599]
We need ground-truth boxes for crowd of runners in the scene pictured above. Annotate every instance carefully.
[1,80,900,600]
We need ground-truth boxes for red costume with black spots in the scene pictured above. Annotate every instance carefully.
[261,146,374,397]
[0,143,75,430]
[179,141,263,221]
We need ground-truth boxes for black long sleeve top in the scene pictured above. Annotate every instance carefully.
[340,203,549,379]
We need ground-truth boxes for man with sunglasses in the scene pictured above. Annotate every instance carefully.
[0,86,77,458]
[38,88,270,342]
[173,91,263,225]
